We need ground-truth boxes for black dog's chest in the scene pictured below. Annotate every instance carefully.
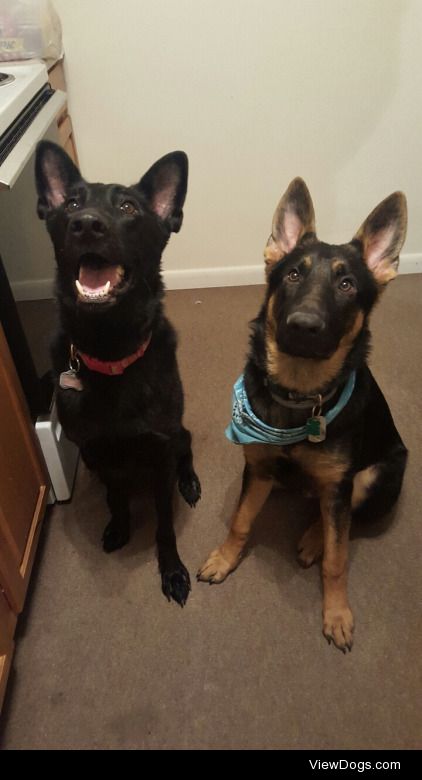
[56,370,170,445]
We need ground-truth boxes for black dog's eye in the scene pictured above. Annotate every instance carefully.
[339,278,354,292]
[287,268,300,282]
[65,198,79,213]
[120,201,138,215]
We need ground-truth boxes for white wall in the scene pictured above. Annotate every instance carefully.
[53,0,422,285]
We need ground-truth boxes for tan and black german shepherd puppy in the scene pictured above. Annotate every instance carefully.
[198,178,407,651]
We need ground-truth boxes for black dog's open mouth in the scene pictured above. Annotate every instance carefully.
[75,254,129,304]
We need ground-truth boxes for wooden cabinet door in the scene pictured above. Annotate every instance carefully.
[0,323,49,614]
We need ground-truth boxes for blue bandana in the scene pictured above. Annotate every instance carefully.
[225,371,356,446]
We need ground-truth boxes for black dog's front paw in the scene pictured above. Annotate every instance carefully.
[102,520,130,553]
[178,471,201,507]
[161,562,191,607]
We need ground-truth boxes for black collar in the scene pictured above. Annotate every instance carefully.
[264,376,340,410]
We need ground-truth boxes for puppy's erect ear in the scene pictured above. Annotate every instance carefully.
[264,177,316,276]
[353,192,407,285]
[35,141,82,219]
[136,151,188,233]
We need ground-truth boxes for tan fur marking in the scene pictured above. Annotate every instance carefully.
[321,489,354,650]
[266,296,364,393]
[197,474,273,583]
[243,442,288,465]
[244,442,349,489]
[303,255,312,270]
[264,240,284,278]
[290,445,349,488]
[370,259,398,285]
[332,259,346,274]
[243,443,289,484]
[351,465,379,510]
[264,242,283,263]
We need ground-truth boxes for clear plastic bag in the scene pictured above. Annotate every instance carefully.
[0,0,62,64]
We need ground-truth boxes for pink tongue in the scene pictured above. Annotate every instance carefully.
[78,265,121,291]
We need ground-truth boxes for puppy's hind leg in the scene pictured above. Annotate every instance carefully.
[102,480,131,552]
[176,426,201,507]
[154,461,191,607]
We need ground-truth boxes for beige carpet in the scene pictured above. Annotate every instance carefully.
[1,276,421,749]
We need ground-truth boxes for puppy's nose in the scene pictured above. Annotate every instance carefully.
[286,311,325,334]
[70,213,108,239]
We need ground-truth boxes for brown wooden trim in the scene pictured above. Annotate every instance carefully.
[0,504,21,566]
[0,537,24,614]
[0,647,14,711]
[0,588,17,711]
[20,486,48,580]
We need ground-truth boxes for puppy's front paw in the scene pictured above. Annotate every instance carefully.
[197,546,238,584]
[178,471,201,507]
[161,562,191,607]
[323,606,354,652]
[102,520,130,553]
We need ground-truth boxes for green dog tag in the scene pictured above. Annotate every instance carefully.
[306,415,326,443]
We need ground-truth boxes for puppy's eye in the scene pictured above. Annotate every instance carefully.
[339,278,354,292]
[287,268,300,282]
[65,199,79,213]
[120,201,138,215]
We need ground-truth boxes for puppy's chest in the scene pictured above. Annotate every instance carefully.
[244,442,348,491]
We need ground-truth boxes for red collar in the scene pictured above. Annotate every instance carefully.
[72,333,151,376]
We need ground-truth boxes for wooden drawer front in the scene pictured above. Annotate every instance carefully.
[0,424,41,558]
[0,587,16,711]
[0,328,45,559]
[0,324,48,612]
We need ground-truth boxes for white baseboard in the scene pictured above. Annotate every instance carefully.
[10,253,422,301]
[398,253,422,274]
[11,277,54,301]
[163,264,265,290]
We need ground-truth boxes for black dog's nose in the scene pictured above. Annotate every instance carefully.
[286,311,325,334]
[70,213,108,239]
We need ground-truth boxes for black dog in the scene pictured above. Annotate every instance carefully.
[198,177,407,650]
[35,141,201,606]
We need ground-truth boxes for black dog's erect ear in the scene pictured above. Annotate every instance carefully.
[136,151,188,233]
[353,192,407,285]
[264,177,316,277]
[35,140,82,219]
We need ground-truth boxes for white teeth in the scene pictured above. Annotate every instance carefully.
[75,278,112,301]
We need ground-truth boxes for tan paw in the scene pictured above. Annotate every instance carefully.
[197,547,238,584]
[297,520,323,567]
[323,606,355,652]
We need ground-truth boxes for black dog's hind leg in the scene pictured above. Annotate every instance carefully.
[176,427,201,507]
[154,463,191,606]
[102,481,131,553]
